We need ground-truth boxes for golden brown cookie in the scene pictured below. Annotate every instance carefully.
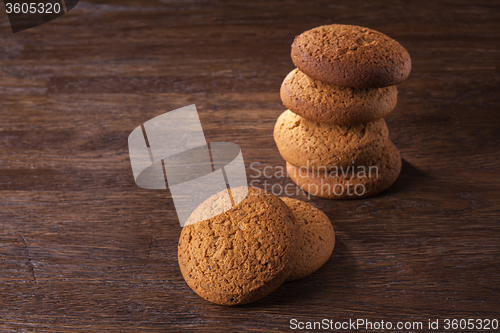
[274,110,389,170]
[281,68,398,126]
[286,140,401,199]
[280,197,335,282]
[178,187,297,306]
[291,24,411,88]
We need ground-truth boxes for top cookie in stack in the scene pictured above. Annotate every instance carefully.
[275,24,411,199]
[291,24,411,90]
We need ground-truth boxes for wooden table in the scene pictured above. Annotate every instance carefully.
[1,1,499,332]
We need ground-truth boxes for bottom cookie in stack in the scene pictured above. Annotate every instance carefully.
[286,140,401,199]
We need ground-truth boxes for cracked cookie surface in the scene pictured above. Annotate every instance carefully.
[291,24,411,88]
[280,197,335,282]
[286,139,401,199]
[178,187,297,305]
[281,68,397,126]
[274,110,389,169]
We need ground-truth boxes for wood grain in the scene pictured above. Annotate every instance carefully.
[0,0,499,332]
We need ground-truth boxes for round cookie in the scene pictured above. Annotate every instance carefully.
[291,24,411,88]
[280,197,335,282]
[274,110,389,170]
[281,68,398,126]
[287,140,401,199]
[178,187,297,306]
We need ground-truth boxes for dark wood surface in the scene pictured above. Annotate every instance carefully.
[1,1,499,332]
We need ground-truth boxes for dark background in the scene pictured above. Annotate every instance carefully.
[0,0,499,332]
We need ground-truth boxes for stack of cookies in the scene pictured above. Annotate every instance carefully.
[274,24,411,199]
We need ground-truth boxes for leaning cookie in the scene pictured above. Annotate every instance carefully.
[291,24,411,88]
[280,197,335,282]
[178,187,297,306]
[281,68,398,126]
[274,110,389,170]
[286,140,402,199]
